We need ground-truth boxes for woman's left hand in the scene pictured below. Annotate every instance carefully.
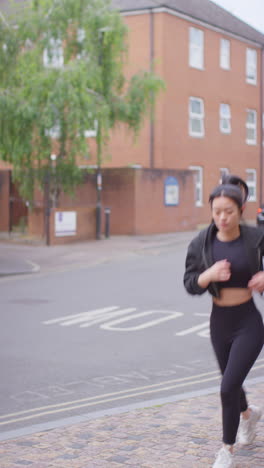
[248,272,264,292]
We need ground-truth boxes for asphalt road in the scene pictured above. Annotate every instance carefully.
[1,242,264,437]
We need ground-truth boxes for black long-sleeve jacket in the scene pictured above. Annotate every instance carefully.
[184,223,264,298]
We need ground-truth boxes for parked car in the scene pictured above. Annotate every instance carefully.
[257,205,264,226]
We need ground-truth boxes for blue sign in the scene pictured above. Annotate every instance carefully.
[164,177,179,206]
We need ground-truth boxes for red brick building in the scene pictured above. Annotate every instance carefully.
[1,0,264,241]
[103,0,264,225]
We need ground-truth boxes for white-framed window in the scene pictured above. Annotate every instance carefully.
[246,169,257,202]
[246,48,257,85]
[76,28,87,60]
[43,38,64,68]
[84,120,98,138]
[219,168,229,184]
[219,103,231,134]
[189,166,203,207]
[189,27,204,70]
[45,122,61,139]
[189,97,205,137]
[77,28,85,43]
[246,109,257,145]
[220,38,230,70]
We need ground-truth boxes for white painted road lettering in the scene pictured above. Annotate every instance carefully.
[43,307,213,337]
[101,310,183,331]
[43,307,183,332]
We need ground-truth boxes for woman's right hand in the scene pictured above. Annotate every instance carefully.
[198,260,231,289]
[208,259,231,282]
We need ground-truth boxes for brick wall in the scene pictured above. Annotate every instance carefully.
[134,169,198,234]
[28,167,197,243]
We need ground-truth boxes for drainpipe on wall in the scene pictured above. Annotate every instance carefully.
[260,47,264,205]
[149,8,155,169]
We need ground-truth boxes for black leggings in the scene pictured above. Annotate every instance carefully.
[210,298,264,445]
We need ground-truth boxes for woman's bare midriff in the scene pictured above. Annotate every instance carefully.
[213,288,252,306]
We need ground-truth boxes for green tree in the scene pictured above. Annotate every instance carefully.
[0,0,165,205]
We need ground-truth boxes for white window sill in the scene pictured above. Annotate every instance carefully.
[189,133,205,138]
[246,79,257,85]
[189,65,205,71]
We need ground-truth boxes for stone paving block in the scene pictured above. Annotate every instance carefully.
[0,382,264,467]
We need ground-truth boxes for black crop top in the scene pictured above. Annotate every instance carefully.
[212,235,251,289]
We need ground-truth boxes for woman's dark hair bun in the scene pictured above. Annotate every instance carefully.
[220,174,249,203]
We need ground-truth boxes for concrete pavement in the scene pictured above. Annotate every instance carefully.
[0,231,196,276]
[0,379,264,467]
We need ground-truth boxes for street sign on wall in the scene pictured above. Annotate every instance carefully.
[55,211,77,236]
[164,176,179,206]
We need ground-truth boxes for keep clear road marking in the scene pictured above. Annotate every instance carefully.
[42,307,184,331]
[2,360,264,427]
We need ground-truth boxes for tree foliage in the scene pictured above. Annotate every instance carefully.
[0,0,165,202]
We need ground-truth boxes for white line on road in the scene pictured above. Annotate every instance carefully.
[42,306,119,325]
[0,369,221,422]
[0,375,221,426]
[26,260,40,273]
[194,313,210,317]
[2,360,264,426]
[175,321,209,336]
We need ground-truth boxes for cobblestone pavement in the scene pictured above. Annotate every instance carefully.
[1,382,264,467]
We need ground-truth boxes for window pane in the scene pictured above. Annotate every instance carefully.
[220,168,229,182]
[190,48,203,68]
[191,118,202,133]
[220,39,230,69]
[246,169,257,201]
[43,38,64,68]
[247,111,256,124]
[221,119,229,130]
[77,28,85,42]
[189,28,203,69]
[191,99,202,114]
[247,48,256,66]
[194,170,201,184]
[247,128,255,140]
[189,166,203,205]
[195,186,201,203]
[190,27,202,46]
[248,187,255,197]
[246,48,257,83]
[246,171,255,182]
[220,104,230,117]
[247,70,256,81]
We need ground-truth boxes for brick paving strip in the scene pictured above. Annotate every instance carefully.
[0,382,264,468]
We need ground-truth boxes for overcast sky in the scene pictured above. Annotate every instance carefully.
[212,0,264,33]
